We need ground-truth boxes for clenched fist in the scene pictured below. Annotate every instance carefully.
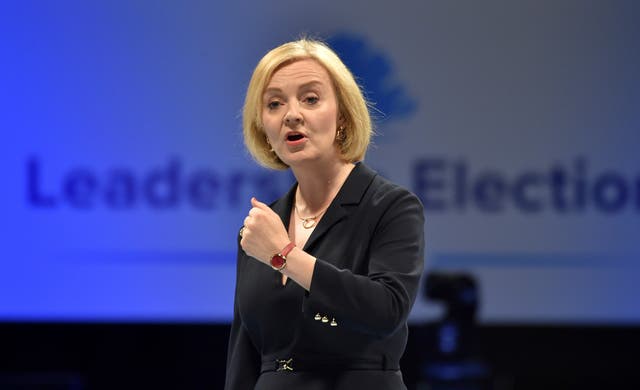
[240,197,291,264]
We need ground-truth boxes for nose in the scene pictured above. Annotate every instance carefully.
[284,105,303,126]
[285,115,301,125]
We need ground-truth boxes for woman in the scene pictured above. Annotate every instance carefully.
[225,38,425,390]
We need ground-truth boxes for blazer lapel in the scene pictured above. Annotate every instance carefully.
[303,162,377,251]
[268,163,378,251]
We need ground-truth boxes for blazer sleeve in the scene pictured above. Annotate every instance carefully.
[302,188,425,338]
[224,248,261,390]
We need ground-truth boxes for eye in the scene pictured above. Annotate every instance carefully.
[267,100,282,110]
[303,95,319,105]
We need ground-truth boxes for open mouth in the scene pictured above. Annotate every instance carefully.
[286,133,305,141]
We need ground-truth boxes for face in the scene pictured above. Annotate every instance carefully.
[261,58,342,167]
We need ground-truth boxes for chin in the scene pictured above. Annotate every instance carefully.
[280,154,322,167]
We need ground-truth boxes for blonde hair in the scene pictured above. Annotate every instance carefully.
[242,38,372,170]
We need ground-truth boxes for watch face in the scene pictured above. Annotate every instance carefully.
[270,254,286,270]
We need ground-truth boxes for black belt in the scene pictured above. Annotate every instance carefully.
[260,356,398,373]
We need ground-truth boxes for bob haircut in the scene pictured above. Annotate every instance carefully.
[242,38,372,170]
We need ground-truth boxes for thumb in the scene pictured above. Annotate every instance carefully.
[251,197,269,210]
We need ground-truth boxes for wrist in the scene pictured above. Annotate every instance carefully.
[270,242,295,271]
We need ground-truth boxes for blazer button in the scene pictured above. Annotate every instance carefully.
[321,316,329,323]
[314,313,322,321]
[330,318,338,327]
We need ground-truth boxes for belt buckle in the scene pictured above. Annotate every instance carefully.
[276,358,294,372]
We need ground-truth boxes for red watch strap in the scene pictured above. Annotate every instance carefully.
[280,242,296,257]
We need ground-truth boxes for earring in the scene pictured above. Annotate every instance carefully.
[336,125,346,142]
[266,136,274,152]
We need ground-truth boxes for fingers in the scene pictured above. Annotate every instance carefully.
[242,200,267,237]
[243,197,277,243]
[241,197,286,263]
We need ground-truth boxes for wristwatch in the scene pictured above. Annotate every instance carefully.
[270,242,296,271]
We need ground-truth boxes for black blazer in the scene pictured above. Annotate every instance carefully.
[225,162,425,390]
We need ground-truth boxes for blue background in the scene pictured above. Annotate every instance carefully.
[1,1,639,324]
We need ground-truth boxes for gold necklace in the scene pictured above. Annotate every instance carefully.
[294,204,327,229]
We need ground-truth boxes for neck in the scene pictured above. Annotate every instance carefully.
[291,159,355,213]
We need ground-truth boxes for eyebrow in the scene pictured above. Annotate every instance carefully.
[263,80,325,97]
